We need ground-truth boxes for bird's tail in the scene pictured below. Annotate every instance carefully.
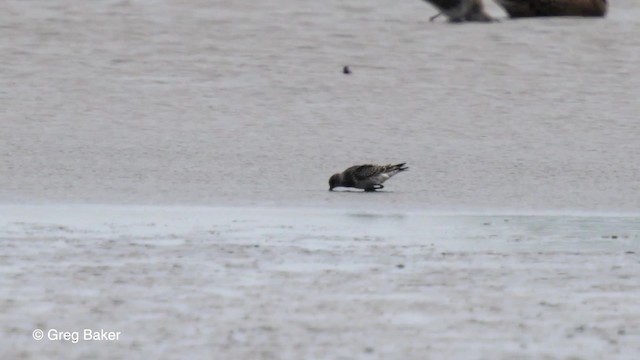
[392,163,409,172]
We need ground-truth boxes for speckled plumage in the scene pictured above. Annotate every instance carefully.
[422,0,494,22]
[329,163,409,191]
[495,0,607,17]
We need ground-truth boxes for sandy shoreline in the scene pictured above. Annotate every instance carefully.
[2,1,640,357]
[2,205,639,359]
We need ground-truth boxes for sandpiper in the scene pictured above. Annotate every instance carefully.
[329,163,409,192]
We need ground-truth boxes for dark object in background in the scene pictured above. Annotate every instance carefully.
[494,0,607,18]
[343,66,351,75]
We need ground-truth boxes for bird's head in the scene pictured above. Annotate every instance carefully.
[328,174,340,191]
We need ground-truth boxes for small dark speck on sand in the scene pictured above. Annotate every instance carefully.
[625,251,635,254]
[364,347,374,353]
[343,65,351,74]
[396,264,405,269]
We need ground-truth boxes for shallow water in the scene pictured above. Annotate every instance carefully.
[1,0,640,211]
[1,205,639,359]
[2,205,639,252]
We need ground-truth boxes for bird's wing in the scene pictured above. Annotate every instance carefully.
[349,165,386,181]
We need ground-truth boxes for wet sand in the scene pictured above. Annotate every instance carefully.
[1,0,640,211]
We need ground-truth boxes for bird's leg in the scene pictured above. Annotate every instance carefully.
[429,12,441,22]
